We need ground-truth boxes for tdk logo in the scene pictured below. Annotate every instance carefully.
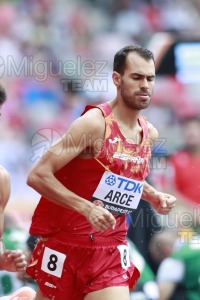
[105,175,116,186]
[105,175,143,193]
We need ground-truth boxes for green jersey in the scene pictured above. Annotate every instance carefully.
[172,243,200,300]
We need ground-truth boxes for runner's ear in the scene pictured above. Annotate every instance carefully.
[112,71,121,87]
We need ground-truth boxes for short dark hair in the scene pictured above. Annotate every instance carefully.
[0,84,6,105]
[113,45,155,74]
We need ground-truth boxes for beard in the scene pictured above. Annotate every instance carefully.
[121,88,151,110]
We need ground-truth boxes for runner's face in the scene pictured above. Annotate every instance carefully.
[120,52,155,110]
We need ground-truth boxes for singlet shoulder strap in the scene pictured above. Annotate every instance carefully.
[97,103,112,117]
[138,115,149,139]
[81,104,96,116]
[81,105,149,140]
[81,103,112,117]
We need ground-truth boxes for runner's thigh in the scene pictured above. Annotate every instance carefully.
[35,288,49,300]
[84,286,130,300]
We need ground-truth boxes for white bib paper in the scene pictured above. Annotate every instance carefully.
[91,171,143,215]
[117,245,131,269]
[41,247,66,278]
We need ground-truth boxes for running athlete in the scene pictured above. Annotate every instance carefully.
[26,45,176,300]
[0,86,35,299]
[0,86,27,274]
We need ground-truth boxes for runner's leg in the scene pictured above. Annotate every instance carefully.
[84,286,130,300]
[0,287,36,300]
[35,287,49,300]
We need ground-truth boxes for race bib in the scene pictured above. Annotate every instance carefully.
[41,247,66,278]
[117,245,131,269]
[90,171,143,215]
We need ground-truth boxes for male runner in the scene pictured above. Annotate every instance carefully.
[0,86,27,274]
[0,85,34,299]
[26,45,176,300]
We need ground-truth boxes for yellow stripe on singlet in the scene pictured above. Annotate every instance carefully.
[94,157,111,172]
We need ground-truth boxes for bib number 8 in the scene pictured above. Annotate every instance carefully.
[123,249,127,266]
[41,247,66,278]
[117,245,130,270]
[47,254,58,271]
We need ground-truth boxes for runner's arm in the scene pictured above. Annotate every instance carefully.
[0,166,11,206]
[142,181,176,214]
[27,109,116,231]
[142,122,176,214]
[0,166,11,237]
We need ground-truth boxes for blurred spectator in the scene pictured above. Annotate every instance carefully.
[149,229,200,300]
[150,114,200,237]
[159,116,200,230]
[168,117,200,205]
[3,213,28,251]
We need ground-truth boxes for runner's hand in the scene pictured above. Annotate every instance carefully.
[0,249,27,272]
[149,192,176,215]
[87,205,116,232]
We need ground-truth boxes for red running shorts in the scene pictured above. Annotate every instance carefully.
[26,233,140,300]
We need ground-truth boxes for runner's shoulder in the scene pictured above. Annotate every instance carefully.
[69,107,105,136]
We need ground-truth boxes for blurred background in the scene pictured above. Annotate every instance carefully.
[0,0,200,298]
